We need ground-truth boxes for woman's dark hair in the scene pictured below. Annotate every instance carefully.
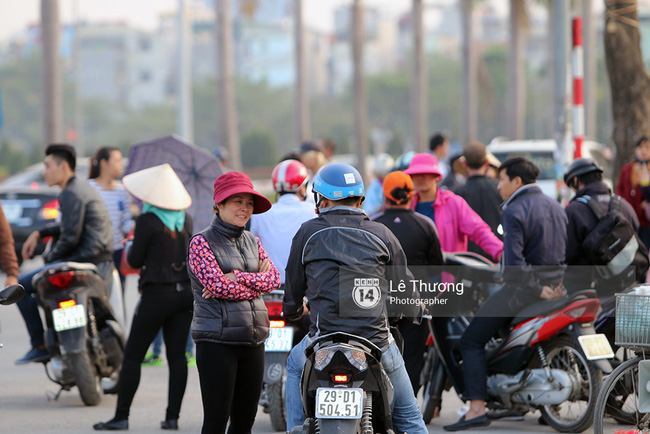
[499,157,540,185]
[89,146,119,179]
[636,136,650,148]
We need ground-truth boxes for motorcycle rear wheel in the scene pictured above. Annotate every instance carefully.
[70,349,102,406]
[536,335,601,433]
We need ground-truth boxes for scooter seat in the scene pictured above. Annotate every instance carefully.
[510,289,597,325]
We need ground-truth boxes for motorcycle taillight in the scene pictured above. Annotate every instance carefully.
[270,320,286,328]
[265,300,283,318]
[47,271,76,289]
[41,199,59,220]
[332,373,350,384]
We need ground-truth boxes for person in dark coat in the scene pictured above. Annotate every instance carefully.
[373,171,443,396]
[444,157,567,432]
[188,171,280,434]
[454,141,503,258]
[94,164,194,431]
[564,158,643,295]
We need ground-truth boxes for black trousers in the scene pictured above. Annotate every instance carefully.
[459,286,538,400]
[114,283,193,421]
[196,342,265,434]
[398,318,430,395]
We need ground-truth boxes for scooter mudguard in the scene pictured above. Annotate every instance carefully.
[58,327,86,354]
[264,351,289,384]
[319,418,361,434]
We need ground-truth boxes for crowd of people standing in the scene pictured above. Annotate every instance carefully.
[1,132,648,433]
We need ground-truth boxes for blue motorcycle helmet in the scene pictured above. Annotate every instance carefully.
[312,163,365,209]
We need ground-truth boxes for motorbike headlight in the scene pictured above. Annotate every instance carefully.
[343,348,367,371]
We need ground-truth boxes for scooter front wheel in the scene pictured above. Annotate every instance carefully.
[69,349,102,406]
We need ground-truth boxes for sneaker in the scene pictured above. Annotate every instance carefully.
[142,354,163,366]
[15,346,50,365]
[186,352,196,367]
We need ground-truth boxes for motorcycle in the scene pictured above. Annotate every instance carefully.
[260,289,309,431]
[33,261,125,406]
[423,252,611,433]
[289,331,396,434]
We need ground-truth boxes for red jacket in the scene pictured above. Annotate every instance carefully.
[615,161,650,227]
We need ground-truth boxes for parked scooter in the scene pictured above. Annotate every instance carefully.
[33,262,125,406]
[289,331,396,434]
[260,289,309,431]
[423,252,610,433]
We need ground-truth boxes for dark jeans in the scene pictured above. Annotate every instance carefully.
[459,286,539,400]
[114,282,193,421]
[196,342,264,434]
[398,318,430,395]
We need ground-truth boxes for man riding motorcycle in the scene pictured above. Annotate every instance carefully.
[15,144,113,365]
[282,163,427,434]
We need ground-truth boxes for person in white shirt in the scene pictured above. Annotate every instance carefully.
[250,159,316,285]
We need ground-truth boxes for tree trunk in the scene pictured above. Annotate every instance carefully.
[508,0,526,140]
[215,0,242,170]
[412,0,427,152]
[604,1,650,185]
[461,0,477,143]
[294,0,311,143]
[352,0,368,179]
[42,0,63,145]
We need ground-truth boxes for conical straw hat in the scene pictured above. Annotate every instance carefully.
[122,164,191,210]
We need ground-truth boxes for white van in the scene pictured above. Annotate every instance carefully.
[487,138,611,200]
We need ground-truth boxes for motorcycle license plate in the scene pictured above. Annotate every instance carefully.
[264,327,293,352]
[578,334,614,360]
[52,304,87,332]
[316,388,363,419]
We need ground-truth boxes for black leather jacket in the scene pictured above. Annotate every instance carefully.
[189,215,270,346]
[39,176,113,264]
[283,206,418,347]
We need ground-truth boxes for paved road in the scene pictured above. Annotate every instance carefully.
[0,260,618,432]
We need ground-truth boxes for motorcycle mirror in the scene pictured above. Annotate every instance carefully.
[0,284,25,306]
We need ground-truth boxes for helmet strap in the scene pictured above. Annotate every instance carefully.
[314,192,324,214]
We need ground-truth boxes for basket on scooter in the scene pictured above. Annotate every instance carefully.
[615,292,650,348]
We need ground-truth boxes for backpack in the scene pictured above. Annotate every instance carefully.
[581,194,649,282]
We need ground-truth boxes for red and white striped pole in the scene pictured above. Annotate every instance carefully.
[572,16,584,159]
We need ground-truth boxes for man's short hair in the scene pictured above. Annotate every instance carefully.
[577,171,603,185]
[332,196,362,207]
[45,143,77,171]
[499,157,539,185]
[463,141,487,169]
[429,133,448,152]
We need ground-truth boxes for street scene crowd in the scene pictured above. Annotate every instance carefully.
[0,133,648,433]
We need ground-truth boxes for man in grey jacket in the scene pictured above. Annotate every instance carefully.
[15,144,113,365]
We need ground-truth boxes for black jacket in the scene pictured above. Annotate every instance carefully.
[189,215,269,346]
[40,176,113,264]
[372,208,443,271]
[454,175,503,256]
[565,181,639,265]
[127,212,193,288]
[501,185,567,295]
[283,206,418,347]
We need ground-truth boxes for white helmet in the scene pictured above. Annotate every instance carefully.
[372,153,395,178]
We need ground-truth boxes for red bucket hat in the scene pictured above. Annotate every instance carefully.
[213,171,272,214]
[404,152,443,178]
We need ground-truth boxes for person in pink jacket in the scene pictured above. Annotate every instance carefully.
[405,153,503,262]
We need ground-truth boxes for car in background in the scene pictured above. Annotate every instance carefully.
[0,161,90,263]
[487,138,612,200]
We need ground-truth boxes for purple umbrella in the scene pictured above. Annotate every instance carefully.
[125,135,223,231]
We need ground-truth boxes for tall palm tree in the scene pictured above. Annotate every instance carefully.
[352,0,368,178]
[215,0,241,170]
[508,0,528,140]
[461,0,479,143]
[42,0,63,144]
[294,0,311,143]
[412,0,427,152]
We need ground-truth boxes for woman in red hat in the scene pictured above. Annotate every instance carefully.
[188,171,281,434]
